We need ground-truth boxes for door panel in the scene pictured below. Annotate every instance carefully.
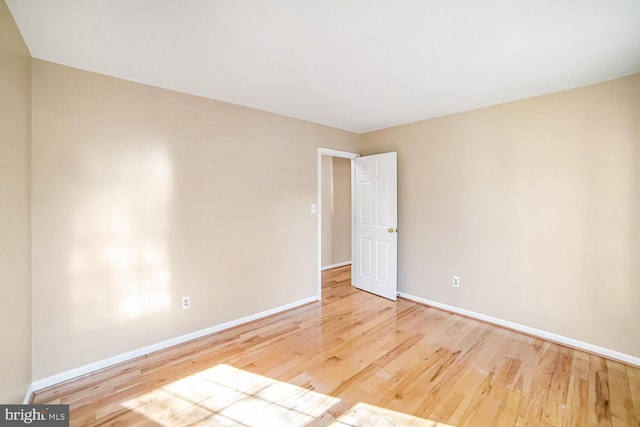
[353,152,397,300]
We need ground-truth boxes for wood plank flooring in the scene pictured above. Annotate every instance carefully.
[32,266,640,426]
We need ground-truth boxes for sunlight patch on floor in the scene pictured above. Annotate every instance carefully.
[121,364,454,426]
[122,364,340,426]
[330,402,455,426]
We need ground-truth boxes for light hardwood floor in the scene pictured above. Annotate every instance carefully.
[32,266,640,426]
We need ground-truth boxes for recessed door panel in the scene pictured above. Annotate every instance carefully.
[377,240,389,282]
[378,181,389,227]
[360,238,372,277]
[360,181,373,226]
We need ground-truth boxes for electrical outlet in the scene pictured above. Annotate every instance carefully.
[182,296,190,310]
[453,276,460,288]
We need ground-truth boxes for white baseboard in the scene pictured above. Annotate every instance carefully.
[28,295,319,394]
[23,382,34,404]
[398,292,640,367]
[321,261,352,271]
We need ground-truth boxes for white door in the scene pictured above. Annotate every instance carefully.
[353,152,398,300]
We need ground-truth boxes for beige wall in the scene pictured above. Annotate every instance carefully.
[360,74,640,357]
[0,0,32,403]
[31,60,359,380]
[331,157,351,264]
[321,155,334,267]
[321,156,351,268]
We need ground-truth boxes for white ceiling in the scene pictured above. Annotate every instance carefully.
[6,0,640,133]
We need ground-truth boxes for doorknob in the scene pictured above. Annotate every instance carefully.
[388,228,397,233]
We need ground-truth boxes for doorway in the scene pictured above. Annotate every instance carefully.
[316,148,359,296]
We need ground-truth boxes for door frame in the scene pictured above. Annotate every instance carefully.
[317,148,360,296]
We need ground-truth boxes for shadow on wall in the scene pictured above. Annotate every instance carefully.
[69,144,173,332]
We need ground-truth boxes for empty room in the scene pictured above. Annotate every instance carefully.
[1,0,639,426]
